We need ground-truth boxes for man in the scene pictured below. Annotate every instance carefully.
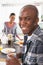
[6,5,43,65]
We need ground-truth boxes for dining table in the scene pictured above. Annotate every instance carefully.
[0,44,8,65]
[0,40,23,65]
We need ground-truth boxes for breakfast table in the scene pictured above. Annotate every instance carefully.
[0,33,23,65]
[0,41,23,65]
[0,44,13,65]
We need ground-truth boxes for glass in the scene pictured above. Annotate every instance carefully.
[6,52,16,65]
[7,34,13,47]
[8,34,13,40]
[8,40,11,46]
[6,52,16,63]
[0,45,3,51]
[15,45,21,54]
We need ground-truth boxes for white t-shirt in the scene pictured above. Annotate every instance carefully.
[27,35,32,41]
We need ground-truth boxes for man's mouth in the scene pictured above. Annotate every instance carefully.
[21,27,26,30]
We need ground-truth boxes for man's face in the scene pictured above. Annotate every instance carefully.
[10,15,15,22]
[19,9,38,35]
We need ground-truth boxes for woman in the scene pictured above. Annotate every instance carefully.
[4,13,21,41]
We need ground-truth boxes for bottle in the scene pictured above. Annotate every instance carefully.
[0,39,3,51]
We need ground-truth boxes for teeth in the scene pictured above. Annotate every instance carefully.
[22,27,26,30]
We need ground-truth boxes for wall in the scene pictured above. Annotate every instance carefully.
[0,1,42,34]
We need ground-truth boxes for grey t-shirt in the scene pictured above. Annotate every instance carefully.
[4,22,17,41]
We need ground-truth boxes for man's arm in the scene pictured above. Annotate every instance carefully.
[6,53,21,65]
[36,40,43,65]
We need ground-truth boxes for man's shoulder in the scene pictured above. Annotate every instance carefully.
[35,32,43,46]
[29,32,43,46]
[38,32,43,40]
[32,30,43,40]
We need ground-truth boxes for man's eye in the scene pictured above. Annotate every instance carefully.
[25,17,31,21]
[19,17,22,21]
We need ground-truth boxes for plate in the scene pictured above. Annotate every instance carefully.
[1,48,16,54]
[0,62,6,65]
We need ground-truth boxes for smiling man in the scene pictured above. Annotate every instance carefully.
[6,5,43,65]
[19,5,39,35]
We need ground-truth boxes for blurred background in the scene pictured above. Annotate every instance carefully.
[0,0,43,34]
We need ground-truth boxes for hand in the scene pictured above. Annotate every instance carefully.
[6,53,21,65]
[16,53,22,58]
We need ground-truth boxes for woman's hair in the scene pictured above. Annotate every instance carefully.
[10,13,15,17]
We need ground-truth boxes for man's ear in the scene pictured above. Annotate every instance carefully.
[36,18,39,24]
[34,18,39,25]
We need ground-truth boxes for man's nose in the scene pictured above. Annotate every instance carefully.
[21,20,26,27]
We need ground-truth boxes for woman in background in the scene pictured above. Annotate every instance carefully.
[4,13,21,41]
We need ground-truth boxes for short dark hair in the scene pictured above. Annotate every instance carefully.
[10,13,15,17]
[21,5,38,18]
